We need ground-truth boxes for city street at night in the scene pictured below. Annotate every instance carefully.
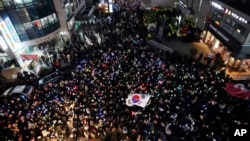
[0,0,250,141]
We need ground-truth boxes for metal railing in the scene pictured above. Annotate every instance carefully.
[147,39,174,53]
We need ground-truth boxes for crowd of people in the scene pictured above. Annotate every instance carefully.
[1,0,250,141]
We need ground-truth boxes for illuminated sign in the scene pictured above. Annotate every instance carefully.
[225,9,248,24]
[211,1,248,24]
[0,36,8,50]
[0,17,16,51]
[4,17,21,42]
[211,1,224,10]
[109,4,113,13]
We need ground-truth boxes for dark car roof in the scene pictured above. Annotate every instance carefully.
[38,71,61,85]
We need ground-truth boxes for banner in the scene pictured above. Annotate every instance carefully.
[225,83,250,99]
[126,93,151,108]
[95,33,102,45]
[84,35,93,46]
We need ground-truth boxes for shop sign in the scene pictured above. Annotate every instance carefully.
[0,17,16,52]
[209,24,229,42]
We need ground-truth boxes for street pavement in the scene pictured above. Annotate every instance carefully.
[140,0,176,8]
[1,39,249,82]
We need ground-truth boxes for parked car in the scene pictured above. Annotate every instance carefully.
[1,85,34,101]
[38,71,62,86]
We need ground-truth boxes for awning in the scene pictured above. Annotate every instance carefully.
[20,54,38,60]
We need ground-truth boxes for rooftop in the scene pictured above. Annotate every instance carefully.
[218,0,250,16]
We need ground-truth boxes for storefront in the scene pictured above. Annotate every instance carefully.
[203,22,245,71]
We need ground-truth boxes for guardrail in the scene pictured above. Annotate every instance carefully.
[147,40,174,53]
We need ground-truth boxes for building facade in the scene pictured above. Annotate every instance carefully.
[177,0,210,30]
[204,0,250,71]
[0,0,86,72]
[178,0,250,71]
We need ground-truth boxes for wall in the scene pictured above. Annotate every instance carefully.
[180,0,210,30]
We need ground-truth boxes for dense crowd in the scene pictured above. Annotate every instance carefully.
[1,1,250,141]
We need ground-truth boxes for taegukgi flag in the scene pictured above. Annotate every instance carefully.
[225,83,250,99]
[126,93,151,108]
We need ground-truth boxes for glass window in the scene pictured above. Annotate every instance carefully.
[53,13,58,22]
[23,22,33,29]
[231,21,236,28]
[13,0,24,5]
[18,33,29,41]
[236,24,245,35]
[27,5,39,20]
[212,10,223,21]
[35,3,46,18]
[50,22,60,32]
[42,1,53,15]
[0,1,4,9]
[23,0,32,3]
[6,9,25,32]
[26,29,37,39]
[64,8,70,18]
[225,17,231,24]
[43,26,51,35]
[2,0,14,6]
[36,29,44,36]
[47,14,54,23]
[16,8,30,23]
[40,17,48,27]
[15,24,26,34]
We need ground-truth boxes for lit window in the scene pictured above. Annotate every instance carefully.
[23,0,33,3]
[47,14,54,23]
[236,29,241,33]
[14,0,23,5]
[23,22,33,29]
[40,17,48,26]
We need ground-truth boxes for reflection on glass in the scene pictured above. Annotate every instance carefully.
[26,29,37,39]
[2,0,60,41]
[27,5,39,20]
[0,1,4,8]
[23,22,33,29]
[23,0,33,3]
[53,13,58,22]
[64,8,70,18]
[40,17,48,26]
[17,8,30,22]
[47,14,54,23]
[14,0,24,5]
[2,0,14,6]
[15,24,26,34]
